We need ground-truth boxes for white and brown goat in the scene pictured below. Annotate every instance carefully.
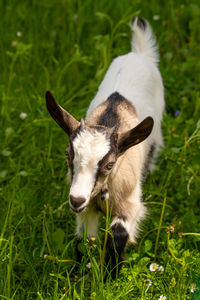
[46,17,165,278]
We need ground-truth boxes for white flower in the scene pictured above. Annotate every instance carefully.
[158,295,166,300]
[189,284,196,293]
[158,265,164,273]
[2,150,11,157]
[149,263,159,271]
[19,112,27,120]
[145,279,152,287]
[86,262,92,269]
[153,15,160,20]
[16,31,22,37]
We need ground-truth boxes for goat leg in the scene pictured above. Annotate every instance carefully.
[105,222,129,279]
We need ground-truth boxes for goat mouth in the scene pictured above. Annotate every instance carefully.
[70,205,86,214]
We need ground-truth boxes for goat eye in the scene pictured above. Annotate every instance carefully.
[106,162,114,170]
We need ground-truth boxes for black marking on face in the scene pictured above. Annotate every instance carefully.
[66,141,75,176]
[66,125,85,177]
[90,132,118,196]
[97,133,117,176]
[105,222,129,279]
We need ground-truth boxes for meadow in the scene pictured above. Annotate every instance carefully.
[0,0,200,299]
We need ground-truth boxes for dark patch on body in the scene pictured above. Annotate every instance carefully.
[98,92,130,129]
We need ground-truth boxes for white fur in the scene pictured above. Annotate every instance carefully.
[70,129,110,206]
[76,210,100,238]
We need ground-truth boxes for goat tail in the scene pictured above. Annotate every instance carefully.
[130,17,159,65]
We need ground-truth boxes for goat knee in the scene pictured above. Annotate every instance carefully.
[105,222,129,279]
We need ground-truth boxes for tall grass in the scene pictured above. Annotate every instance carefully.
[0,0,200,299]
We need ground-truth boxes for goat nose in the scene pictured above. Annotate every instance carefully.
[70,195,86,208]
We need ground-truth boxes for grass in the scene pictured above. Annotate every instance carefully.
[0,0,200,299]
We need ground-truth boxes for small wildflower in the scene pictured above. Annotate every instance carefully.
[158,265,164,273]
[5,127,14,136]
[11,41,18,47]
[0,170,7,178]
[153,15,160,20]
[189,283,196,293]
[149,263,159,271]
[86,262,92,269]
[16,31,22,37]
[44,254,48,259]
[90,237,96,242]
[2,150,11,157]
[145,279,153,287]
[19,112,27,120]
[158,295,166,300]
[73,14,78,20]
[166,225,175,233]
[19,170,28,177]
[174,110,180,117]
[178,232,184,238]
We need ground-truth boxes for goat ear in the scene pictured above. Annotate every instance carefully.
[118,117,154,154]
[45,91,80,136]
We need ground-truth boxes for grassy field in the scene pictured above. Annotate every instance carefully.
[0,0,200,299]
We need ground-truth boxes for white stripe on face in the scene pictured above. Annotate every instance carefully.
[69,129,110,205]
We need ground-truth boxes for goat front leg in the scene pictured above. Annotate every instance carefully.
[105,218,129,279]
[75,209,99,266]
[104,197,147,278]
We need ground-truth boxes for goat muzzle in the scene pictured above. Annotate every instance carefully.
[69,195,86,211]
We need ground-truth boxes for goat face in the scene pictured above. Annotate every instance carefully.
[45,91,117,213]
[67,123,118,212]
[46,91,154,213]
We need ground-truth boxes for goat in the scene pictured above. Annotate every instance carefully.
[45,17,165,278]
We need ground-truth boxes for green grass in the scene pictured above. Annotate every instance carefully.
[0,0,200,299]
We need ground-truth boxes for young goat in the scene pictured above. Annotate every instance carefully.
[46,17,165,278]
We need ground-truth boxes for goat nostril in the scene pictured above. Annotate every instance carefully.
[70,195,86,208]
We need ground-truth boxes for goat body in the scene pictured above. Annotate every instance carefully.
[46,17,165,278]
